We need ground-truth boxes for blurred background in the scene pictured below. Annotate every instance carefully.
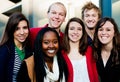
[0,0,120,41]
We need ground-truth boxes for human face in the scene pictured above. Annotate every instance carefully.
[42,31,59,58]
[47,4,66,29]
[14,20,29,44]
[98,21,114,45]
[68,21,83,43]
[83,9,99,29]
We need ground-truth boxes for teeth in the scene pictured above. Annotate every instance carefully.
[101,36,107,39]
[48,50,55,53]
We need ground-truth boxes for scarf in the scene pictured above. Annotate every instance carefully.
[44,55,65,82]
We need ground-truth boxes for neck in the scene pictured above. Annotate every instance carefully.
[102,43,113,52]
[69,41,79,51]
[44,55,53,63]
[14,40,23,50]
[86,27,95,40]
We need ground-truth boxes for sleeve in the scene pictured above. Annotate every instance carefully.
[0,45,9,82]
[17,61,31,82]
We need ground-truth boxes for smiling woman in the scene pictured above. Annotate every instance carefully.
[17,27,68,82]
[0,12,32,82]
[93,17,120,82]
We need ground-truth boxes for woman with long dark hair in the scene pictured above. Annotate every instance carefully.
[93,17,120,82]
[0,12,32,82]
[62,17,99,82]
[17,27,68,82]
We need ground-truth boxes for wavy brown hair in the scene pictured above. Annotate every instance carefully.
[93,17,120,65]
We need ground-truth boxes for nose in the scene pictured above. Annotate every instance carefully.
[101,30,106,35]
[88,16,93,21]
[55,13,59,18]
[20,29,24,34]
[49,42,54,48]
[74,29,79,34]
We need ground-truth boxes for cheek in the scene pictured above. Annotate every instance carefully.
[42,43,47,50]
[25,29,29,34]
[110,32,115,38]
[60,16,65,21]
[56,44,59,49]
[55,43,59,51]
[13,31,18,37]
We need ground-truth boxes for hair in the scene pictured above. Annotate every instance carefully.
[93,17,120,65]
[34,27,68,82]
[81,1,101,19]
[47,2,67,17]
[62,17,88,55]
[0,12,30,47]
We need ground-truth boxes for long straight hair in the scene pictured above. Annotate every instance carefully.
[34,27,68,82]
[62,17,88,55]
[0,12,30,47]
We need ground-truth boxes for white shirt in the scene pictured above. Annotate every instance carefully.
[71,56,90,82]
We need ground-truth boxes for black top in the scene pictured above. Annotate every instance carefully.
[96,51,120,82]
[17,61,31,82]
[0,41,32,82]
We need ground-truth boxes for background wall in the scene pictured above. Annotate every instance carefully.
[112,0,120,31]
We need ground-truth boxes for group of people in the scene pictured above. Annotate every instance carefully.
[0,1,120,82]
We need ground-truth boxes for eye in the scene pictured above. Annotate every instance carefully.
[98,28,103,31]
[78,27,82,31]
[69,27,74,30]
[106,28,111,31]
[23,26,28,29]
[51,11,56,14]
[43,41,49,45]
[85,14,89,17]
[53,40,58,44]
[92,14,97,17]
[59,13,65,16]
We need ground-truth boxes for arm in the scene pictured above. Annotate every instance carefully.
[0,45,9,82]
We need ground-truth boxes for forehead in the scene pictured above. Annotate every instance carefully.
[50,4,66,13]
[101,21,114,28]
[69,21,82,27]
[17,20,27,27]
[84,8,98,14]
[43,31,57,39]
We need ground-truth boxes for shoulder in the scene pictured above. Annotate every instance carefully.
[30,27,42,34]
[0,44,7,50]
[0,44,9,54]
[30,24,48,33]
[24,55,34,65]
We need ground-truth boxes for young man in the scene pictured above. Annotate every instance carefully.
[30,2,67,48]
[82,2,101,45]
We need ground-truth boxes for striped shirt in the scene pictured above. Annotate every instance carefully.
[12,48,22,82]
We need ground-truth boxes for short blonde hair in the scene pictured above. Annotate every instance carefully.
[47,2,67,17]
